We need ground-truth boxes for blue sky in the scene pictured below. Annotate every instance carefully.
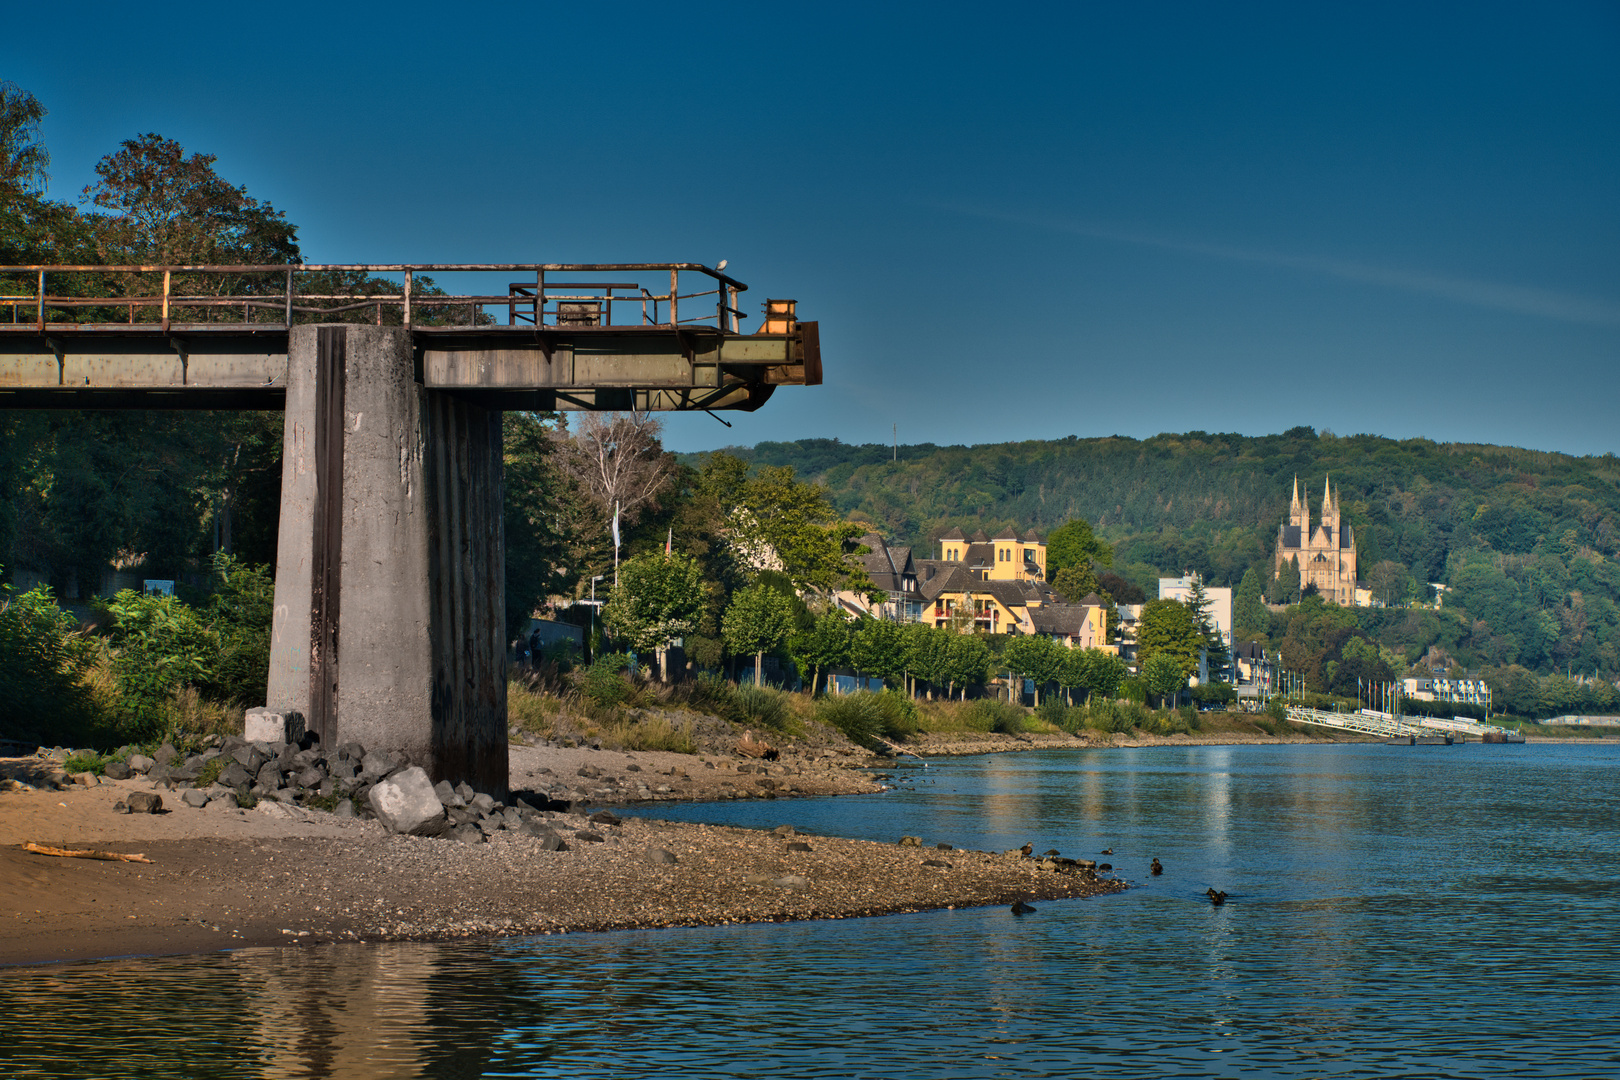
[7,2,1617,456]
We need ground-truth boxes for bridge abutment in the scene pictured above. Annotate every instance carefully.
[266,325,508,793]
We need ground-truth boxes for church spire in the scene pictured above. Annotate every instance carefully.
[1290,475,1304,527]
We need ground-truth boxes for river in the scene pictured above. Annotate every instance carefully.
[3,742,1617,1078]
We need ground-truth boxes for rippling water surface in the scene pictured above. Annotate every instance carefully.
[4,742,1618,1078]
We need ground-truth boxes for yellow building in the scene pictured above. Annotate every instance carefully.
[1275,476,1358,606]
[936,527,1046,581]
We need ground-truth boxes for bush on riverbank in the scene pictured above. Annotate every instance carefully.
[1,559,264,751]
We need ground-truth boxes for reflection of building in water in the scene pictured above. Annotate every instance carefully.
[237,944,439,1079]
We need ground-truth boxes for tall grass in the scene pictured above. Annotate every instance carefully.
[813,689,918,749]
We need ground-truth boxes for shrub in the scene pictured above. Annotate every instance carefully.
[1036,695,1072,731]
[960,698,1027,735]
[61,750,106,775]
[734,683,793,731]
[99,589,216,741]
[594,714,697,754]
[579,653,638,709]
[0,582,99,745]
[814,690,916,749]
[199,555,274,708]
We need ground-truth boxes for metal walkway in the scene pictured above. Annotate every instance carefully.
[1285,705,1507,740]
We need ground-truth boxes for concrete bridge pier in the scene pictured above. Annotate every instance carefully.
[265,324,508,793]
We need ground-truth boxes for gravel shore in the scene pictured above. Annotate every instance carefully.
[0,740,1124,967]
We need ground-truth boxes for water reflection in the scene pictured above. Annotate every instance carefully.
[4,744,1619,1079]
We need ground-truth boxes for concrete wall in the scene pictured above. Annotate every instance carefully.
[266,325,507,793]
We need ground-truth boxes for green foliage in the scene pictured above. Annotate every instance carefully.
[849,617,906,682]
[1051,563,1099,603]
[604,551,707,654]
[959,697,1028,735]
[814,689,918,748]
[1270,555,1302,605]
[0,580,99,743]
[99,589,215,740]
[61,750,106,775]
[1234,566,1269,637]
[791,607,852,694]
[1137,599,1200,679]
[580,653,637,708]
[1046,517,1113,574]
[199,554,274,707]
[194,756,225,788]
[722,581,797,679]
[1141,651,1187,706]
[1003,634,1065,703]
[944,633,993,698]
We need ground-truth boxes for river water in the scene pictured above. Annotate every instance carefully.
[3,742,1617,1079]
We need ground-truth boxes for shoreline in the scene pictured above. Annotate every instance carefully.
[4,727,1599,968]
[0,740,1122,969]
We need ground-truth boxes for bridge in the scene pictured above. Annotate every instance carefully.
[1,263,821,792]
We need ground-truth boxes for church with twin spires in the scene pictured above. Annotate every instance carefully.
[1275,476,1358,605]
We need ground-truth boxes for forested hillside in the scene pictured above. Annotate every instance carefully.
[695,429,1620,680]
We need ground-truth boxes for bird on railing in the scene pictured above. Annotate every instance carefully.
[716,260,728,271]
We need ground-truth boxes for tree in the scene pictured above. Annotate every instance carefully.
[1046,518,1113,576]
[1085,650,1129,702]
[603,551,706,680]
[503,411,580,640]
[1137,598,1200,688]
[791,606,851,695]
[1185,577,1231,683]
[1367,560,1409,607]
[850,617,906,685]
[1234,567,1269,637]
[944,633,992,699]
[559,412,675,556]
[1051,563,1100,603]
[722,581,796,686]
[85,133,299,265]
[1270,556,1301,605]
[1142,651,1187,708]
[1004,634,1063,705]
[0,81,49,197]
[902,621,949,699]
[1097,571,1145,604]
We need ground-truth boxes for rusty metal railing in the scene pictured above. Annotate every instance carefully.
[0,263,752,334]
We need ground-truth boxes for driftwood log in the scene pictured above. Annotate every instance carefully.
[736,734,779,761]
[24,842,152,864]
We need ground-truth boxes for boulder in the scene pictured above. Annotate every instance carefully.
[365,766,447,835]
[899,836,922,847]
[220,762,252,790]
[588,810,621,826]
[294,766,325,789]
[770,874,809,890]
[126,791,163,814]
[102,761,131,781]
[786,841,813,852]
[232,744,267,773]
[243,708,305,746]
[126,754,156,775]
[337,741,366,762]
[152,743,179,767]
[333,798,357,820]
[455,781,476,802]
[573,830,605,843]
[469,792,497,815]
[647,846,678,866]
[451,824,485,844]
[181,788,210,808]
[433,780,464,808]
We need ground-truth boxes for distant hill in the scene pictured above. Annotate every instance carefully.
[682,428,1620,679]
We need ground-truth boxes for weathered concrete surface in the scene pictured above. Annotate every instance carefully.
[266,325,508,793]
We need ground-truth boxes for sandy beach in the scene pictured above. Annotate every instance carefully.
[0,739,1126,968]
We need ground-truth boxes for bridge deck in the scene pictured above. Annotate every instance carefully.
[0,263,819,411]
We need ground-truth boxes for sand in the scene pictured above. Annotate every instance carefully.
[0,742,1126,968]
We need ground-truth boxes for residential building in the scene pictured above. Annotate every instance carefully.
[1402,676,1489,708]
[838,528,1114,653]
